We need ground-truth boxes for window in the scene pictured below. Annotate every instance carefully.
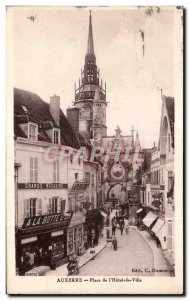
[49,197,59,213]
[85,172,90,183]
[148,192,150,204]
[91,174,95,187]
[54,130,60,144]
[21,105,28,113]
[30,157,38,182]
[75,173,78,181]
[25,198,38,217]
[70,154,73,164]
[60,199,66,214]
[53,160,59,182]
[29,123,37,140]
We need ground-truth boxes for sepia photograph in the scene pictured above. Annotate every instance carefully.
[6,5,183,294]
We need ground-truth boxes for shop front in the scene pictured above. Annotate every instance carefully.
[16,213,71,275]
[67,211,86,256]
[85,208,105,246]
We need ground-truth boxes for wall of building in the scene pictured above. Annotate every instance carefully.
[15,138,70,227]
[83,160,97,209]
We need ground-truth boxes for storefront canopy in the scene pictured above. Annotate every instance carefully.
[142,211,158,228]
[151,218,164,234]
[86,208,105,222]
[136,208,143,214]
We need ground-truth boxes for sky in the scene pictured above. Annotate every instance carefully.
[11,6,176,148]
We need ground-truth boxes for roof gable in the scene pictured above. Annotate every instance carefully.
[14,88,80,149]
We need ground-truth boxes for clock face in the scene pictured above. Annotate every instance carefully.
[111,162,125,180]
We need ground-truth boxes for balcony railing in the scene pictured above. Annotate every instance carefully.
[71,179,90,192]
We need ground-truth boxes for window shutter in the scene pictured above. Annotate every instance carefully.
[34,158,38,182]
[34,169,38,182]
[30,157,33,182]
[25,199,30,218]
[53,161,56,182]
[49,198,52,214]
[38,198,42,216]
[58,197,61,213]
[60,199,66,214]
[57,160,59,182]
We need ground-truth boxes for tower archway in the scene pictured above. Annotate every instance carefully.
[107,183,124,201]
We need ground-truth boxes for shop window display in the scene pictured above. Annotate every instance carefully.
[68,229,74,254]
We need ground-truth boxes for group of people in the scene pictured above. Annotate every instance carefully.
[106,210,130,251]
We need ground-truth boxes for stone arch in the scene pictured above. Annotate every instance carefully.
[107,183,124,201]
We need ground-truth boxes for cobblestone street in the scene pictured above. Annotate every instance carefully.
[79,228,157,276]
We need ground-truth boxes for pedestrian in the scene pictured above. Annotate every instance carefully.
[156,237,160,248]
[124,217,129,235]
[119,218,124,235]
[112,236,118,251]
[106,216,110,227]
[111,217,116,236]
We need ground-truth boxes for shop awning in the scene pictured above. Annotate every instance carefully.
[156,224,166,250]
[142,212,158,227]
[163,250,175,266]
[136,208,143,214]
[86,208,103,220]
[151,218,164,234]
[68,211,86,228]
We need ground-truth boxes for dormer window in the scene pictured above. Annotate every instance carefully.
[28,123,38,140]
[21,105,28,114]
[53,129,60,144]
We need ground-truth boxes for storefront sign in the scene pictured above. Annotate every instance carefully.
[22,214,70,229]
[18,183,68,189]
[69,212,86,228]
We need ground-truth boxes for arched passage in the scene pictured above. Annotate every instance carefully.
[107,183,124,201]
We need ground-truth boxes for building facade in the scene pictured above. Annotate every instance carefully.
[14,88,104,275]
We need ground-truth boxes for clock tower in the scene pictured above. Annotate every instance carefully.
[74,11,107,143]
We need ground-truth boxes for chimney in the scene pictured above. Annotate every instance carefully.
[50,95,60,126]
[66,107,79,137]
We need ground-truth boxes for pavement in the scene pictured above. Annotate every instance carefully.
[46,212,171,277]
[46,235,107,276]
[132,226,171,276]
[79,227,155,276]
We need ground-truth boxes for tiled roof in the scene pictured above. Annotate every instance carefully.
[14,88,80,149]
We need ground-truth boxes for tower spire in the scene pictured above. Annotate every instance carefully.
[87,10,95,56]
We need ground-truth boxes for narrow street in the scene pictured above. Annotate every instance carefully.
[79,228,155,276]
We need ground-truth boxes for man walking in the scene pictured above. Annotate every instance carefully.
[112,236,118,251]
[111,217,116,236]
[119,217,124,235]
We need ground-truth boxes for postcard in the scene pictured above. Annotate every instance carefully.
[6,6,183,294]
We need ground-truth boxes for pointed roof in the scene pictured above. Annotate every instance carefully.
[135,130,141,151]
[14,88,80,149]
[164,96,174,140]
[87,11,95,56]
